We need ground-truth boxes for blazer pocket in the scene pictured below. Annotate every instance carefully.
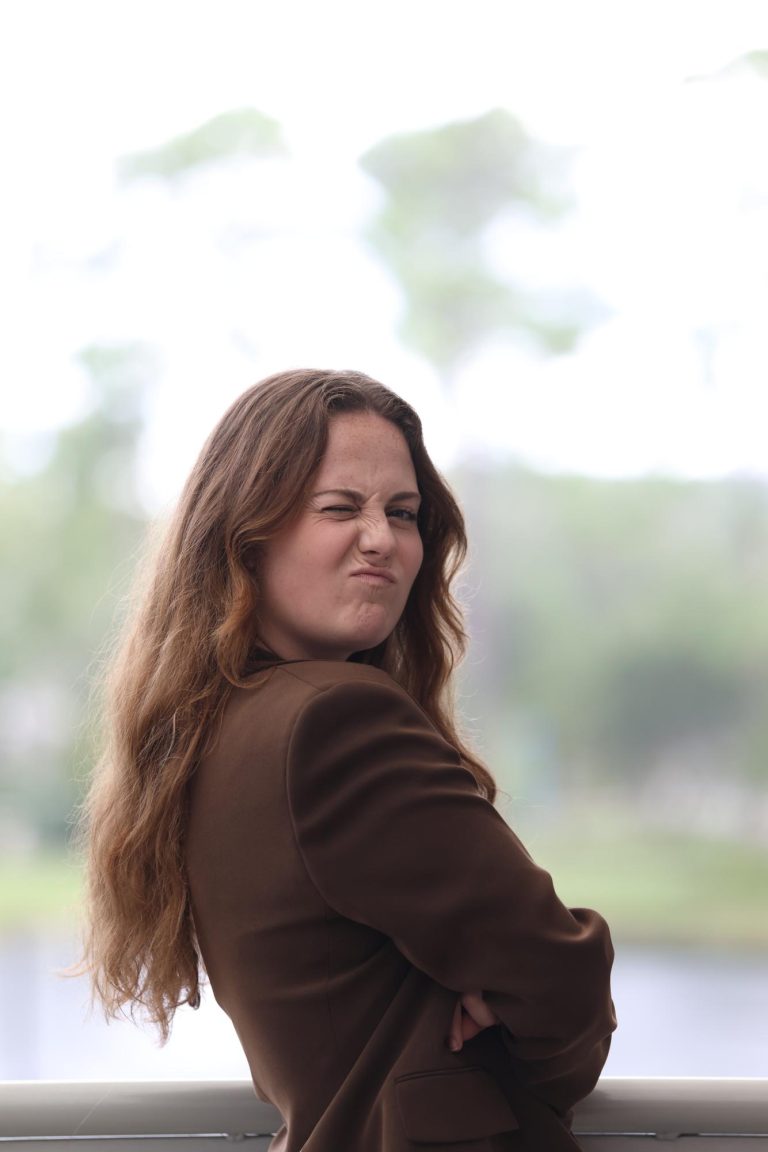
[395,1066,520,1144]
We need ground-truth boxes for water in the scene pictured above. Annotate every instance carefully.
[0,933,766,1080]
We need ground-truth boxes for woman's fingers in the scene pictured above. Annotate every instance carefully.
[460,990,498,1029]
[447,991,500,1052]
[459,1013,485,1041]
[448,995,464,1051]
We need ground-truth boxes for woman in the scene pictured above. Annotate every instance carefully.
[83,369,615,1151]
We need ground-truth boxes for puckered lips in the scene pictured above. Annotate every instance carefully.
[349,566,396,586]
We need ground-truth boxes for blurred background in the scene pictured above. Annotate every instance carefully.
[1,0,767,1080]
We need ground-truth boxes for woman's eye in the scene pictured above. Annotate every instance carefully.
[388,508,418,522]
[322,505,357,514]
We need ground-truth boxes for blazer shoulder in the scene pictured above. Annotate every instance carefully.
[216,663,426,769]
[274,659,406,697]
[224,660,424,748]
[277,661,446,748]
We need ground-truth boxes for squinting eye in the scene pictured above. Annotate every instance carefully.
[322,505,357,514]
[388,508,419,522]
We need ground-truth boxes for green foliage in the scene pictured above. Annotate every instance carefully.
[0,853,82,928]
[362,109,568,236]
[524,820,768,947]
[742,50,768,76]
[359,109,595,372]
[0,344,149,675]
[119,107,286,182]
[0,345,150,843]
[457,466,768,792]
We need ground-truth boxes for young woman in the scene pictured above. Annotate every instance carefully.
[83,369,615,1151]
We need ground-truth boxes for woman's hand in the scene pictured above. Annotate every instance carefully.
[447,990,500,1052]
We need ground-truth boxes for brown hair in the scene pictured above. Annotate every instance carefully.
[81,368,495,1039]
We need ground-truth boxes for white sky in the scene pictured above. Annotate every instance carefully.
[1,0,767,507]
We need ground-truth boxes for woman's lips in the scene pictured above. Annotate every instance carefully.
[350,568,395,585]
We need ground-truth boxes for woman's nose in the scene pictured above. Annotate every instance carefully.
[358,513,395,556]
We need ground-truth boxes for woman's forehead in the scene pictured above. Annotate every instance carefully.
[316,413,417,485]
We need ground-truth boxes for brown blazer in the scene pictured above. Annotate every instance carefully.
[186,658,615,1152]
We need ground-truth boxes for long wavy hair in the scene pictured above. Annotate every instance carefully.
[81,368,495,1040]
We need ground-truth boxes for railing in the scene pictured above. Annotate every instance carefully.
[0,1079,766,1149]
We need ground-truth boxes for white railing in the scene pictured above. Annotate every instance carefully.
[0,1079,766,1150]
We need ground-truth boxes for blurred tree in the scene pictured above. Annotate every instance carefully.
[0,344,150,845]
[118,107,286,182]
[742,50,768,76]
[459,466,768,821]
[359,109,602,376]
[360,109,607,721]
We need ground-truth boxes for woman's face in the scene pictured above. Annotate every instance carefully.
[257,411,424,662]
[257,414,426,668]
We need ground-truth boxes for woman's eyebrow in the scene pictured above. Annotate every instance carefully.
[313,488,363,500]
[313,487,421,502]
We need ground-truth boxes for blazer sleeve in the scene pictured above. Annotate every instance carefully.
[286,677,616,1117]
